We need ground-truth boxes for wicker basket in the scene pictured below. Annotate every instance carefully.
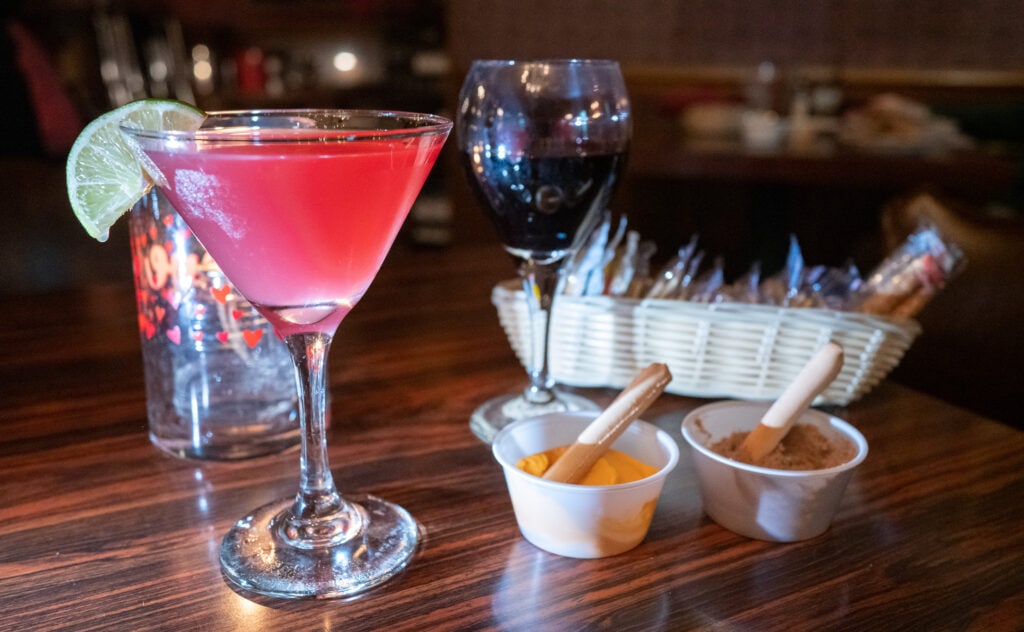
[492,280,921,406]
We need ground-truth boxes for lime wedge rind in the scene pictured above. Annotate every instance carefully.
[66,99,205,242]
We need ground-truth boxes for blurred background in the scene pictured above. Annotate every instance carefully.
[2,0,1022,422]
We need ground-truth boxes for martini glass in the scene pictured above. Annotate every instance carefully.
[124,110,451,599]
[457,60,632,443]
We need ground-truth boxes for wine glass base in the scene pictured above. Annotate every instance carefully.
[220,494,419,599]
[469,391,600,444]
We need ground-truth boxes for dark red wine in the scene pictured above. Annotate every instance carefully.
[460,151,626,259]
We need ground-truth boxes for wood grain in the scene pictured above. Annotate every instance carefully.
[1,243,1021,631]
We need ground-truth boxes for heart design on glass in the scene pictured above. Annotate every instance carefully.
[162,214,174,226]
[192,331,204,341]
[166,326,181,345]
[216,331,230,344]
[139,314,155,339]
[211,286,231,304]
[231,309,243,320]
[242,329,263,348]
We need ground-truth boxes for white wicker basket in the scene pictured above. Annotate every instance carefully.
[492,280,921,406]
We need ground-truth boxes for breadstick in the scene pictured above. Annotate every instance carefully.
[736,342,844,464]
[542,363,672,484]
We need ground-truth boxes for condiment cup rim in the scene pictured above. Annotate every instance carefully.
[681,400,868,477]
[492,413,679,493]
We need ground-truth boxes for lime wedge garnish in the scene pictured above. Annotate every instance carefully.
[66,99,206,242]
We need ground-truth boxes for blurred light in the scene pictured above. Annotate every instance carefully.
[332,51,358,72]
[191,44,214,95]
[410,50,449,77]
[193,60,213,82]
[149,60,168,82]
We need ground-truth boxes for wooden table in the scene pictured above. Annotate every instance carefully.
[1,242,1021,631]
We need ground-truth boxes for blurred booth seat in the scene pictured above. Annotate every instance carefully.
[882,193,1024,427]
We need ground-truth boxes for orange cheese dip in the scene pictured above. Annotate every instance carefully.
[516,446,658,485]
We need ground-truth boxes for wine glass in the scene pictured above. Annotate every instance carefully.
[456,59,632,443]
[124,110,451,598]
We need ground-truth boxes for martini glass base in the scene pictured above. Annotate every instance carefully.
[220,494,419,599]
[470,391,600,444]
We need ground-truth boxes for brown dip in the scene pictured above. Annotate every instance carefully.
[710,423,855,470]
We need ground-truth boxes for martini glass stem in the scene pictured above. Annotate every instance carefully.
[280,332,361,549]
[519,259,562,405]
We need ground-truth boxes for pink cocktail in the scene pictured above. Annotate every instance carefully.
[125,110,451,599]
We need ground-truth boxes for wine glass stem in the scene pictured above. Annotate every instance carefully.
[519,259,562,404]
[281,332,362,549]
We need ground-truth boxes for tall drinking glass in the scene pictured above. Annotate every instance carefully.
[457,60,632,443]
[124,110,451,598]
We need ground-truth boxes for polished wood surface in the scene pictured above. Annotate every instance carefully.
[1,242,1021,631]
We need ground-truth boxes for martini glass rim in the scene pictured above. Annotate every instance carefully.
[121,108,453,144]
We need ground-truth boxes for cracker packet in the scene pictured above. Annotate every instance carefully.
[852,221,965,317]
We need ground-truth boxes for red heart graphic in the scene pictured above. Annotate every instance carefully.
[139,314,156,340]
[211,286,231,304]
[154,305,166,324]
[192,331,204,341]
[216,331,230,344]
[163,241,174,254]
[148,225,158,240]
[162,214,174,226]
[242,329,263,348]
[231,309,243,320]
[166,326,181,345]
[195,304,207,316]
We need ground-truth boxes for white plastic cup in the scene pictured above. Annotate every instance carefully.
[492,411,679,558]
[681,400,868,542]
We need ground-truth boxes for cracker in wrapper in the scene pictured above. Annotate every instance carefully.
[559,201,964,320]
[852,220,965,318]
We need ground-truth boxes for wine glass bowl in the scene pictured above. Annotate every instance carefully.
[457,60,632,443]
[124,109,450,598]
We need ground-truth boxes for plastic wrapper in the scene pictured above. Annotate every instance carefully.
[851,221,965,317]
[758,235,805,306]
[715,261,761,304]
[687,256,726,303]
[624,239,657,298]
[647,235,698,299]
[806,261,861,310]
[562,211,612,297]
[559,217,962,320]
[672,250,705,300]
[606,230,640,296]
[587,216,627,296]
